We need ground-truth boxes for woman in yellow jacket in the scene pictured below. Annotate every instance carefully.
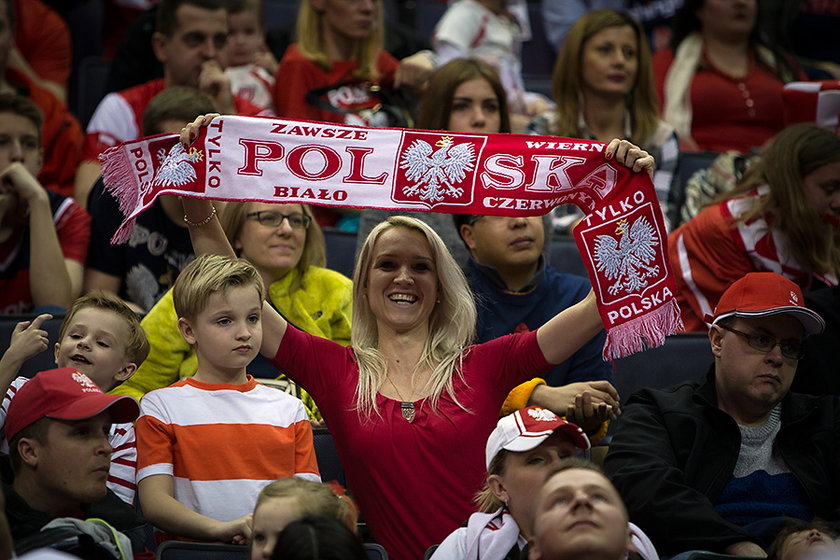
[110,202,352,421]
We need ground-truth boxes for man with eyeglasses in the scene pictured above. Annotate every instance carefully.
[604,272,840,558]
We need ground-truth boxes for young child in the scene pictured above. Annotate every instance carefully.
[0,290,149,504]
[135,254,319,544]
[222,0,277,114]
[251,478,358,560]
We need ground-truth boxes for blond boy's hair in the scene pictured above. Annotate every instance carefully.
[173,254,265,320]
[60,291,150,366]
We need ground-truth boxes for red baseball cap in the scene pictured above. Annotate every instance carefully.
[706,273,825,335]
[5,368,140,443]
[485,406,590,469]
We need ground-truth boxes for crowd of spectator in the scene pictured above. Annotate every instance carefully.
[0,0,838,559]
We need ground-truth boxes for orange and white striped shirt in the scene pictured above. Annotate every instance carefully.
[136,375,319,522]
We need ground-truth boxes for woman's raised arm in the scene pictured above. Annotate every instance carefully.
[179,114,289,357]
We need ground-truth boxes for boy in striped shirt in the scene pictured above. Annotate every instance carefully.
[0,291,150,505]
[135,254,319,544]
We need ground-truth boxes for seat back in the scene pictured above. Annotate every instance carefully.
[364,542,389,560]
[156,541,249,560]
[313,428,348,488]
[612,333,713,404]
[323,228,358,279]
[70,57,111,129]
[548,235,587,277]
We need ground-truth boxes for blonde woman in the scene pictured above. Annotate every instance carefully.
[179,114,654,560]
[271,0,397,126]
[670,123,840,331]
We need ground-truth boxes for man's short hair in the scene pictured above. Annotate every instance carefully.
[142,87,218,136]
[59,291,150,368]
[8,418,49,475]
[172,253,264,320]
[0,93,43,140]
[156,0,227,37]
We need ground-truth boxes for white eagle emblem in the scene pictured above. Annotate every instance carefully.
[153,143,204,188]
[399,136,475,203]
[527,407,558,422]
[593,217,661,295]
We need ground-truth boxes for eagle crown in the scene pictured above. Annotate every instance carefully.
[435,136,453,148]
[615,218,629,236]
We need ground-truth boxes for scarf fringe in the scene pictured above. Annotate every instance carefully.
[99,145,141,245]
[603,298,683,360]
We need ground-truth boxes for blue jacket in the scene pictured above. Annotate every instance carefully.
[467,257,613,386]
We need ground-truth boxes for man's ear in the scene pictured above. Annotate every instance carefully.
[487,474,510,504]
[17,437,40,469]
[53,342,61,366]
[459,224,478,254]
[151,32,169,64]
[178,317,197,345]
[709,325,724,357]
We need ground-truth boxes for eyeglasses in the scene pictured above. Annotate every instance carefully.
[719,325,805,360]
[245,211,311,230]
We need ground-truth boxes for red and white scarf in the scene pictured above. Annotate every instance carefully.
[100,115,682,359]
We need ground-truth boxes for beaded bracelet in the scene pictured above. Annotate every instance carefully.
[183,205,216,228]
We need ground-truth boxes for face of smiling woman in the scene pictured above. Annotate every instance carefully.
[365,227,439,337]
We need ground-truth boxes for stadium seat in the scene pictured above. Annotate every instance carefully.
[548,234,587,278]
[71,57,111,129]
[313,427,348,489]
[323,228,358,279]
[612,333,713,404]
[364,543,389,560]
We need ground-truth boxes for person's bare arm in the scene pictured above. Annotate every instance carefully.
[179,114,288,357]
[2,163,74,308]
[138,475,252,543]
[529,380,620,432]
[0,314,51,400]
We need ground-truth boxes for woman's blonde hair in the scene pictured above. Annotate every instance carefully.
[255,477,358,531]
[220,202,326,292]
[717,123,840,277]
[475,449,508,513]
[351,216,476,416]
[294,0,384,79]
[550,10,659,146]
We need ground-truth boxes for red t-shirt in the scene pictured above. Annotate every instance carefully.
[274,326,551,560]
[272,44,399,125]
[83,79,266,162]
[653,48,803,153]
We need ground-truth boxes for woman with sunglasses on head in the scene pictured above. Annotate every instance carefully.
[111,202,352,422]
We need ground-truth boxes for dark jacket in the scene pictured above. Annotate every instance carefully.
[603,370,840,555]
[3,482,152,557]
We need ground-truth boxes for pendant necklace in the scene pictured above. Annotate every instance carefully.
[387,376,416,423]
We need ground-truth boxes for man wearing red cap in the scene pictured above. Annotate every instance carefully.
[604,272,840,558]
[2,368,149,555]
